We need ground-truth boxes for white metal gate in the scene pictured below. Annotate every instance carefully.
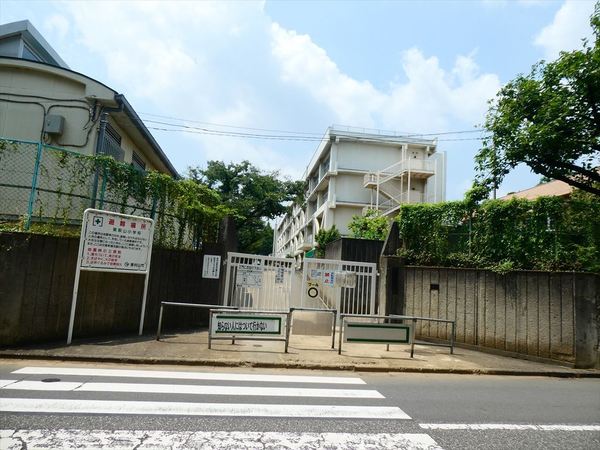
[301,258,377,315]
[223,252,295,311]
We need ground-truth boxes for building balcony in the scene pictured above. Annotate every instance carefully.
[363,158,435,188]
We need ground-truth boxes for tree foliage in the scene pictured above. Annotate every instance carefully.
[475,4,600,196]
[348,209,390,241]
[189,160,302,254]
[315,225,341,257]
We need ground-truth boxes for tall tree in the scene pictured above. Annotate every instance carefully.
[189,161,302,254]
[475,4,600,196]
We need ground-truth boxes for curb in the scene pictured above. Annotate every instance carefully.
[1,352,598,378]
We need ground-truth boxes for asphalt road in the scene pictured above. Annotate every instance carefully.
[0,360,598,449]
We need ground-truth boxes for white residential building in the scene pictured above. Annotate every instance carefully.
[274,125,446,257]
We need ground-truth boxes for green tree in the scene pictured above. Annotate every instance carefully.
[475,4,600,197]
[348,209,390,240]
[315,225,341,257]
[189,160,302,254]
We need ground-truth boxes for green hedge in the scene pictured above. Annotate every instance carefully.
[395,194,600,272]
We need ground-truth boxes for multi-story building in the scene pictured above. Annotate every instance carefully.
[274,125,445,258]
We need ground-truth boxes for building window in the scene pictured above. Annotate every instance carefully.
[132,151,146,172]
[106,123,122,145]
[100,123,124,162]
[22,43,41,62]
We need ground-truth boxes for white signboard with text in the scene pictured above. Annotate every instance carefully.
[68,209,154,344]
[236,264,263,288]
[202,255,221,279]
[211,314,285,337]
[80,210,153,272]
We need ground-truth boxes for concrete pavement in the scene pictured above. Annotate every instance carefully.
[1,329,598,377]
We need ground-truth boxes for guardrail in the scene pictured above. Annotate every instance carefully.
[338,313,455,357]
[155,302,238,341]
[289,307,337,350]
[389,314,455,357]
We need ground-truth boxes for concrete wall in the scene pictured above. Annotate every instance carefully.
[381,262,599,368]
[330,205,362,235]
[0,230,236,347]
[337,142,403,171]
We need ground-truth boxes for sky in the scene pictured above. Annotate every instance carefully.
[1,0,596,199]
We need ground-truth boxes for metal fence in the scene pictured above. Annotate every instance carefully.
[0,136,211,249]
[223,252,297,312]
[301,258,378,316]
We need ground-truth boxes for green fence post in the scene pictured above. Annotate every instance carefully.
[98,162,107,209]
[25,142,43,230]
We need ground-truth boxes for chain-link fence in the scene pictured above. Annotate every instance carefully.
[0,137,220,249]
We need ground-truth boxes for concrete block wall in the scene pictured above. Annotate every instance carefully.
[393,265,598,368]
[0,232,233,347]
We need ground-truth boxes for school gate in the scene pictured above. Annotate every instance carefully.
[222,252,377,315]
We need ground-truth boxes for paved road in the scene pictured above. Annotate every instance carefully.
[0,361,598,449]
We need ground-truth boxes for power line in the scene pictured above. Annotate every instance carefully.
[146,125,490,143]
[139,111,487,140]
[139,112,324,136]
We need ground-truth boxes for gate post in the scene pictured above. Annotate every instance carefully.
[25,142,43,230]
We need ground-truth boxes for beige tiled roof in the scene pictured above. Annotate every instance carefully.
[502,180,573,200]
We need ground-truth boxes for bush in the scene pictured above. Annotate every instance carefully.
[348,209,389,240]
[315,225,341,257]
[395,195,599,272]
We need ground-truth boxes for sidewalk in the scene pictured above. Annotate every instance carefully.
[1,330,598,377]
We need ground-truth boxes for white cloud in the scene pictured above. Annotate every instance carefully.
[534,0,595,60]
[43,13,69,40]
[270,23,385,128]
[270,26,500,133]
[19,1,502,185]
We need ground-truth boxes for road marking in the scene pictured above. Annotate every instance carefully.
[12,366,365,384]
[2,380,383,398]
[0,380,18,388]
[0,398,411,419]
[0,430,441,449]
[420,423,600,431]
[3,381,83,391]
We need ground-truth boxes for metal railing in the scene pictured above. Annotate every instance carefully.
[337,313,455,357]
[389,314,456,357]
[155,302,238,341]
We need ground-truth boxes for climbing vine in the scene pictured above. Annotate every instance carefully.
[0,140,230,250]
[394,195,600,273]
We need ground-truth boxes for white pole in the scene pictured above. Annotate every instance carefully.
[376,172,380,211]
[223,253,233,306]
[67,266,82,345]
[138,218,155,335]
[67,210,89,345]
[138,271,151,335]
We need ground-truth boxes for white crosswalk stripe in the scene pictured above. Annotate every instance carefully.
[11,366,365,384]
[2,380,384,398]
[1,366,409,419]
[0,366,438,449]
[0,430,443,450]
[0,398,411,419]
